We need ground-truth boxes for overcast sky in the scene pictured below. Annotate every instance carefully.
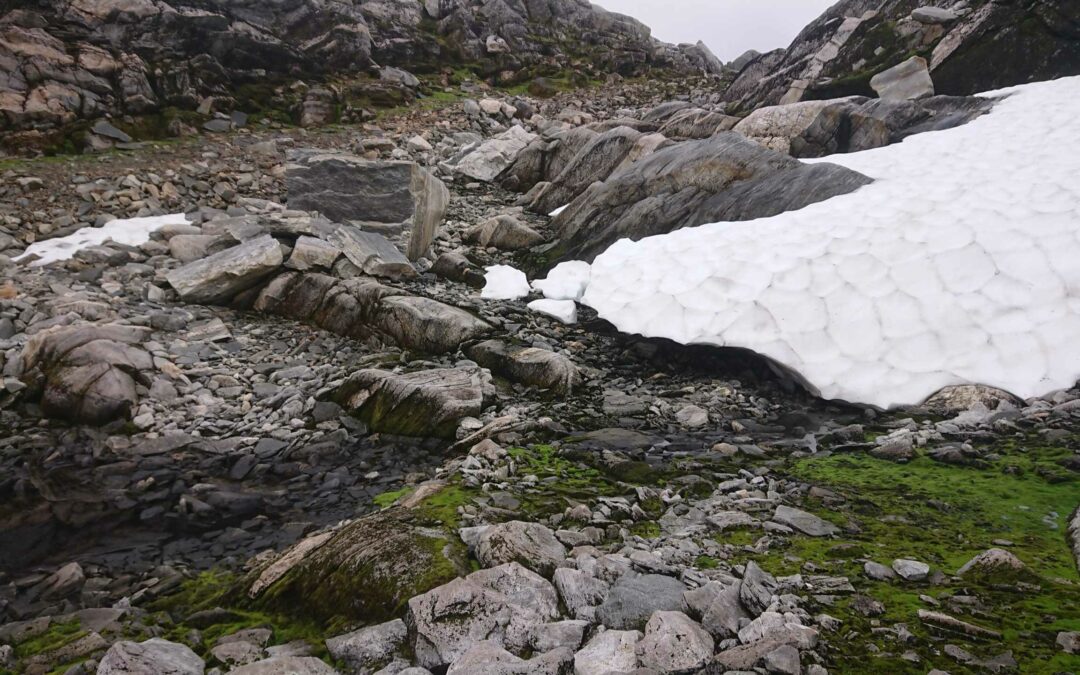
[596,0,838,62]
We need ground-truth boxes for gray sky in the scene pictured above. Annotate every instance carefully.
[597,0,838,62]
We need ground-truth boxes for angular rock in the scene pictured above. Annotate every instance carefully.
[771,505,839,537]
[453,126,538,182]
[871,56,935,101]
[739,562,777,617]
[530,620,589,652]
[636,611,714,673]
[465,340,582,394]
[286,236,341,271]
[431,251,486,287]
[287,152,448,260]
[166,234,283,304]
[465,215,544,251]
[474,521,567,576]
[892,558,930,582]
[597,574,688,630]
[917,610,1002,640]
[553,568,609,621]
[956,548,1027,578]
[701,581,751,639]
[328,226,415,279]
[446,641,572,675]
[97,638,204,675]
[325,619,407,673]
[734,97,889,157]
[657,108,740,139]
[335,367,494,439]
[574,629,642,675]
[227,656,339,674]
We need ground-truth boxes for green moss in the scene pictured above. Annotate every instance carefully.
[12,620,84,660]
[629,521,661,539]
[373,487,413,509]
[695,555,719,569]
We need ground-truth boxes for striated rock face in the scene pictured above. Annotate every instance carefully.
[723,0,1080,111]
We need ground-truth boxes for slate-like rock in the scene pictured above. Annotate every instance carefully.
[474,521,568,576]
[871,56,935,101]
[636,611,714,673]
[97,638,204,675]
[166,234,284,304]
[597,574,688,630]
[771,505,839,537]
[465,340,582,394]
[452,126,538,182]
[734,97,889,157]
[325,619,406,673]
[328,226,415,279]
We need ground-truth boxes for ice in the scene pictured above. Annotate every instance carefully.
[527,298,578,324]
[549,204,568,217]
[576,76,1080,408]
[14,213,189,267]
[532,260,592,300]
[481,264,531,300]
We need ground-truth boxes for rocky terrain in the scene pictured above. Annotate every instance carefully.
[1,1,1079,675]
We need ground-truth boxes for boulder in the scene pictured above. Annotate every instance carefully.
[328,226,415,279]
[286,152,448,260]
[553,568,609,622]
[465,340,582,394]
[739,562,777,616]
[97,638,204,675]
[445,641,572,675]
[326,619,407,673]
[892,558,930,582]
[335,367,494,438]
[636,611,714,673]
[771,505,839,537]
[431,251,486,287]
[733,97,890,157]
[502,126,599,190]
[701,581,751,639]
[956,548,1027,579]
[465,215,544,250]
[871,56,935,101]
[549,132,872,263]
[573,629,642,675]
[452,126,538,182]
[166,234,284,305]
[285,236,341,271]
[226,657,339,674]
[597,574,688,630]
[474,521,568,576]
[657,108,740,139]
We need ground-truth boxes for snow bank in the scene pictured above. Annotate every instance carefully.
[527,298,578,324]
[580,76,1080,408]
[14,213,189,267]
[481,265,531,300]
[532,260,591,301]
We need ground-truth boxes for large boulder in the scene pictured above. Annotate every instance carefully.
[549,132,872,263]
[21,323,153,425]
[733,97,890,157]
[335,367,494,438]
[474,521,568,576]
[657,108,740,139]
[287,152,448,261]
[245,272,492,354]
[871,55,935,101]
[97,638,204,675]
[502,126,600,190]
[465,215,544,251]
[166,235,284,305]
[451,126,538,182]
[636,611,714,673]
[465,340,582,394]
[597,574,688,631]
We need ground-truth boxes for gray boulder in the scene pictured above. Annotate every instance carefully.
[733,97,890,157]
[97,638,204,675]
[452,126,538,182]
[739,562,777,616]
[657,108,740,139]
[166,234,284,305]
[285,236,341,272]
[597,574,688,631]
[465,215,544,250]
[474,521,568,576]
[465,340,582,394]
[871,56,935,101]
[771,505,839,537]
[431,251,486,287]
[550,132,872,263]
[446,641,572,675]
[553,568,609,622]
[328,226,415,279]
[573,629,642,675]
[226,657,339,674]
[325,619,406,673]
[700,582,751,639]
[286,152,448,260]
[335,367,494,438]
[636,611,714,673]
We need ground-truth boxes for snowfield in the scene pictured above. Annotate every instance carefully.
[575,76,1080,408]
[15,213,189,267]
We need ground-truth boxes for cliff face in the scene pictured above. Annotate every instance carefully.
[723,0,1080,111]
[0,0,716,138]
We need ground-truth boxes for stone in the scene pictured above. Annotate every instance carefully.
[763,644,800,675]
[771,505,839,537]
[530,620,588,652]
[573,629,642,675]
[956,548,1027,578]
[892,558,930,582]
[917,610,1002,640]
[912,7,958,24]
[597,574,687,630]
[474,521,567,576]
[40,561,86,600]
[734,97,889,158]
[871,56,935,101]
[97,638,204,675]
[550,132,871,263]
[335,367,493,439]
[453,126,538,182]
[328,226,415,279]
[431,251,485,287]
[286,236,340,271]
[446,641,571,675]
[739,562,777,616]
[701,582,751,639]
[166,234,283,304]
[465,340,582,394]
[325,619,407,673]
[465,215,544,250]
[210,641,264,666]
[287,152,448,260]
[381,66,419,88]
[1057,631,1080,654]
[636,611,714,673]
[553,568,609,621]
[92,120,132,143]
[707,511,758,531]
[863,561,896,581]
[227,656,339,674]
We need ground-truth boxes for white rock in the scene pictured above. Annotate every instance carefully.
[892,558,930,581]
[635,611,714,672]
[573,629,641,675]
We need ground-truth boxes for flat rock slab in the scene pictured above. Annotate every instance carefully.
[465,340,581,394]
[771,505,839,537]
[871,56,935,101]
[335,367,494,438]
[329,226,415,279]
[167,234,284,305]
[98,638,204,675]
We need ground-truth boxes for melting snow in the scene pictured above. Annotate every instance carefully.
[532,260,592,301]
[527,298,578,324]
[481,265,531,300]
[14,213,189,267]
[579,76,1080,408]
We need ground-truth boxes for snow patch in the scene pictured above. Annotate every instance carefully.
[527,298,578,324]
[580,76,1080,408]
[14,213,189,267]
[549,204,568,217]
[532,260,592,301]
[481,265,531,300]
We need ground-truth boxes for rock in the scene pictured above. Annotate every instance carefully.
[287,152,448,260]
[1058,631,1080,655]
[328,226,415,280]
[408,565,558,670]
[326,619,407,673]
[465,340,582,394]
[863,561,896,581]
[892,559,930,582]
[21,323,153,425]
[40,562,86,600]
[335,367,494,438]
[431,251,486,287]
[169,234,230,263]
[733,97,889,158]
[635,611,714,673]
[739,562,777,617]
[465,215,544,250]
[923,384,1024,415]
[771,505,839,537]
[701,582,751,639]
[917,610,1002,640]
[452,126,538,182]
[871,56,935,101]
[97,638,204,675]
[210,641,263,667]
[92,120,132,143]
[597,574,687,630]
[912,7,958,25]
[285,236,341,271]
[763,644,801,675]
[227,656,339,674]
[574,629,642,675]
[956,548,1027,578]
[530,620,589,652]
[553,568,609,621]
[446,641,571,674]
[550,132,871,263]
[381,66,420,88]
[474,521,567,576]
[675,404,709,428]
[166,234,284,304]
[657,108,740,139]
[706,511,758,532]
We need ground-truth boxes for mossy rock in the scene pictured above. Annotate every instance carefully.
[244,507,468,629]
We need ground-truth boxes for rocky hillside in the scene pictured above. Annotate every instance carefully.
[0,0,723,151]
[724,0,1080,110]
